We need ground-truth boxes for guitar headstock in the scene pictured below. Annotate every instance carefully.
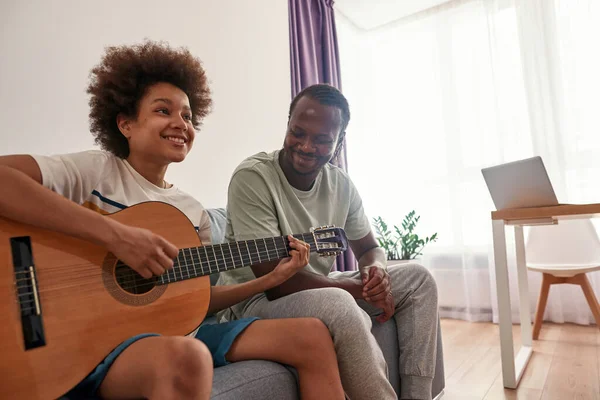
[310,226,348,257]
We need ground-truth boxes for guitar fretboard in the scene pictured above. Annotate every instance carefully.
[157,233,317,285]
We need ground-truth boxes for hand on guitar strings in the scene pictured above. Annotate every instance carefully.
[106,219,179,279]
[271,235,311,284]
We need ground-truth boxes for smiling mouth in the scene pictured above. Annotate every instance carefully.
[293,150,316,160]
[293,153,319,169]
[161,136,187,145]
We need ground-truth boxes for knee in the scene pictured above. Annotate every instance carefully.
[317,287,356,305]
[311,288,363,319]
[310,288,372,335]
[157,337,213,398]
[392,263,438,302]
[288,318,335,365]
[297,318,333,350]
[414,263,438,296]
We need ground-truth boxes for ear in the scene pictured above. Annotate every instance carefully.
[116,113,132,138]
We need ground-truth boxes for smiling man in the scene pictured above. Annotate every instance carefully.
[217,84,440,400]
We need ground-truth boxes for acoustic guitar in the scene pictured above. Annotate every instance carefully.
[0,201,348,399]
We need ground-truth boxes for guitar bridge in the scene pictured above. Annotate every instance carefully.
[11,236,46,350]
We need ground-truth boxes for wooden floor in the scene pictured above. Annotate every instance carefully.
[440,318,600,400]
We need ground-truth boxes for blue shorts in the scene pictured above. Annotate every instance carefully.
[61,317,259,400]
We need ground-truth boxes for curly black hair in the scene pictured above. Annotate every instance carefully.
[87,40,212,158]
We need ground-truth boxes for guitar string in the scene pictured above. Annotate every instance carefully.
[13,253,301,297]
[110,238,329,288]
[12,237,318,281]
[11,231,330,277]
[13,245,297,295]
[14,247,338,296]
[12,234,323,278]
[14,244,336,304]
[12,236,340,296]
[16,254,311,311]
[114,242,307,276]
[113,245,297,287]
[12,241,305,283]
[114,247,336,289]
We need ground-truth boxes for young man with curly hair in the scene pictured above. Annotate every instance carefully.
[0,42,345,400]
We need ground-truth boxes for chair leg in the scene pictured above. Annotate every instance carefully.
[577,274,600,328]
[533,273,552,340]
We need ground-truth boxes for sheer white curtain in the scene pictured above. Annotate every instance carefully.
[336,0,600,325]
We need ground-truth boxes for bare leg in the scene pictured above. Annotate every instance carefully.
[227,318,345,400]
[237,288,395,400]
[99,336,213,400]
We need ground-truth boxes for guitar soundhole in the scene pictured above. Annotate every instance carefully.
[114,262,156,294]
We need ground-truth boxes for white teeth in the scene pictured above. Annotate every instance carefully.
[164,136,185,144]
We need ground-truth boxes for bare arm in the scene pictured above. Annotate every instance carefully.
[248,231,385,301]
[208,237,310,313]
[353,231,387,277]
[354,231,395,323]
[0,155,178,278]
[0,155,116,246]
[252,262,363,300]
[208,273,280,314]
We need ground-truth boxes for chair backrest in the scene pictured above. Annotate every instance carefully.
[526,218,600,267]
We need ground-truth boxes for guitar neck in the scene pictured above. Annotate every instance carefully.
[157,233,317,285]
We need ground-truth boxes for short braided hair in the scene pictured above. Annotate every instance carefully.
[288,84,350,133]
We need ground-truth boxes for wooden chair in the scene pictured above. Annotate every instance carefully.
[526,219,600,339]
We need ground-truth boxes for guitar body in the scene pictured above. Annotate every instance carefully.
[0,202,210,399]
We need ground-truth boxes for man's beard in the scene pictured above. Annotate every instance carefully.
[287,148,328,176]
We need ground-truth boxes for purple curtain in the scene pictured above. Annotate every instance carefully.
[289,0,356,272]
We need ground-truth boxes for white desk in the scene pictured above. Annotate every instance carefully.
[491,203,600,389]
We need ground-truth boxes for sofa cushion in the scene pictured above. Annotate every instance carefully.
[206,208,227,287]
[211,360,299,400]
[207,208,228,245]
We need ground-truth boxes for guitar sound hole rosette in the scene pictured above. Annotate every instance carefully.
[101,253,166,306]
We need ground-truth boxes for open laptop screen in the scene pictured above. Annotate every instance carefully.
[481,156,559,210]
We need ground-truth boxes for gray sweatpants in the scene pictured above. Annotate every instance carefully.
[223,263,438,400]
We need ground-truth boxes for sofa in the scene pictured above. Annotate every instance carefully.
[204,208,446,399]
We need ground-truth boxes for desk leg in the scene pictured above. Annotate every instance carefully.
[514,226,533,378]
[492,220,517,388]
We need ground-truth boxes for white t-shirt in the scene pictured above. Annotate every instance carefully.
[32,150,211,243]
[216,149,371,320]
[32,150,211,337]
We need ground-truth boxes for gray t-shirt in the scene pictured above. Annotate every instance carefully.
[217,150,371,320]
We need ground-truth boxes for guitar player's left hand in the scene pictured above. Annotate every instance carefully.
[271,236,310,284]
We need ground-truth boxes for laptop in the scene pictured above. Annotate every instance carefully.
[481,156,559,210]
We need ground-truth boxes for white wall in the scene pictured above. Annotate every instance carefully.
[0,0,290,208]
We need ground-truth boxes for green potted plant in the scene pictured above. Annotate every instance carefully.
[372,210,438,265]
